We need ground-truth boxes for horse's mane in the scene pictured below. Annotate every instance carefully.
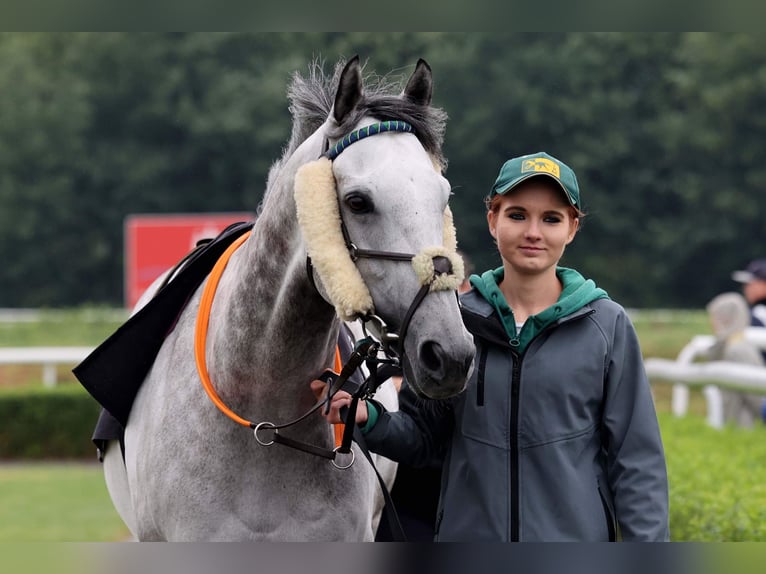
[266,58,448,197]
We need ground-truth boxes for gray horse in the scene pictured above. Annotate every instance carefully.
[102,57,474,541]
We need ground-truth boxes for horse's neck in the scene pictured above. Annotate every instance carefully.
[205,135,338,410]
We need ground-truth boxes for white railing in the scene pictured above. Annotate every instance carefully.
[0,347,94,388]
[644,327,766,428]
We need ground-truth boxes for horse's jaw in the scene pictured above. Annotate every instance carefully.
[398,292,475,400]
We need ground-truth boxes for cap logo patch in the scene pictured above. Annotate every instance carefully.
[521,158,560,178]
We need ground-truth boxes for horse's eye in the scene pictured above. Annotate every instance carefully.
[345,193,373,214]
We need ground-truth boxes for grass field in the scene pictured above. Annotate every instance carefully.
[0,308,126,347]
[0,306,757,541]
[3,414,765,542]
[0,462,129,541]
[0,308,126,388]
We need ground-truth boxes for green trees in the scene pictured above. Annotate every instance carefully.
[0,33,764,308]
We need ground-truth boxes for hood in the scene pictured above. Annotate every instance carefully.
[468,266,609,353]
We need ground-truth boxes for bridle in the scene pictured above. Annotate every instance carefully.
[195,120,460,467]
[311,119,458,358]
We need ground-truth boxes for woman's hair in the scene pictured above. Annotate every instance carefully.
[484,175,585,219]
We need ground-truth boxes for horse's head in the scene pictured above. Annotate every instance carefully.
[295,57,474,399]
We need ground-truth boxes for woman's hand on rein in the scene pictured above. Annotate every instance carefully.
[309,379,369,426]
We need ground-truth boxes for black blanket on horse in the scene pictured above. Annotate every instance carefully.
[74,221,254,429]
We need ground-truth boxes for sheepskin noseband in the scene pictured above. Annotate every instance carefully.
[294,152,464,322]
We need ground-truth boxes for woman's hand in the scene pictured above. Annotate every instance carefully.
[310,379,369,426]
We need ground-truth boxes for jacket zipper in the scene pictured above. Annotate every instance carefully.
[598,484,617,541]
[505,313,591,541]
[500,309,596,541]
[509,350,522,541]
[476,343,488,406]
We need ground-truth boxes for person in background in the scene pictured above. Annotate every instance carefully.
[705,292,766,428]
[315,152,669,541]
[731,258,766,363]
[375,253,474,542]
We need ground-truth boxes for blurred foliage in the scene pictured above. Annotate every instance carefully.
[0,33,764,308]
[0,385,100,458]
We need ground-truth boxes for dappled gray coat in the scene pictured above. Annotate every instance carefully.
[363,287,669,541]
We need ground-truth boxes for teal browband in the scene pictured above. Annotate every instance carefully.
[324,121,414,160]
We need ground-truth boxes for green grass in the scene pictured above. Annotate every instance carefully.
[0,306,709,357]
[0,462,129,541]
[0,307,126,347]
[630,308,712,359]
[1,306,711,357]
[661,412,766,541]
[0,307,127,387]
[2,412,765,542]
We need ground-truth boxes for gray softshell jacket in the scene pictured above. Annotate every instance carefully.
[363,267,669,541]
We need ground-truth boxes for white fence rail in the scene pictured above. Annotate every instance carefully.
[0,347,94,387]
[644,327,766,428]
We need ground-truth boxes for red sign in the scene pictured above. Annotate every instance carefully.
[124,212,254,309]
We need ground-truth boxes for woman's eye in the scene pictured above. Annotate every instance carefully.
[345,194,373,214]
[508,212,524,220]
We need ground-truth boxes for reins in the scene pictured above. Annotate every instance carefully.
[193,228,393,468]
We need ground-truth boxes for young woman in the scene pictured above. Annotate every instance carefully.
[313,152,669,541]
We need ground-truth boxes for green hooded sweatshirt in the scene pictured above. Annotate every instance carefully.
[469,266,609,354]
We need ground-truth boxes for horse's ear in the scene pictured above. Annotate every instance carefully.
[333,55,363,124]
[403,58,433,106]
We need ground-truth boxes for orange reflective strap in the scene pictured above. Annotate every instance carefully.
[332,346,345,447]
[194,232,346,446]
[194,231,254,427]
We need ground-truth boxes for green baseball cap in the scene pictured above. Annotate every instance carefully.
[490,152,580,209]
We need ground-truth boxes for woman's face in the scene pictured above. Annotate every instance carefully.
[487,179,579,277]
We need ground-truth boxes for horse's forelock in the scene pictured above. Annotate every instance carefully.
[348,96,448,170]
[285,59,448,170]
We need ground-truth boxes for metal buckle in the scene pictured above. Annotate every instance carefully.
[347,242,359,262]
[362,314,400,355]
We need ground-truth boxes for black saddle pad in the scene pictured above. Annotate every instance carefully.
[74,221,254,428]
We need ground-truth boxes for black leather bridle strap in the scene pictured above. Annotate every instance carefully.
[337,353,382,454]
[395,283,430,354]
[340,221,414,262]
[272,433,337,460]
[388,256,454,355]
[258,338,379,459]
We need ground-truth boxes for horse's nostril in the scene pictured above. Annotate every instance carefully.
[420,341,444,375]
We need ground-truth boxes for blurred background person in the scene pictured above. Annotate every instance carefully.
[732,258,766,363]
[705,292,766,428]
